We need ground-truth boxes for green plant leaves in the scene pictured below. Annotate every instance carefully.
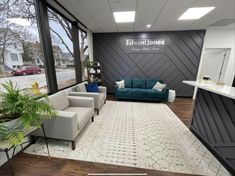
[0,124,24,146]
[0,81,56,146]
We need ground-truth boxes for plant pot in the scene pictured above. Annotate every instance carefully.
[1,119,18,128]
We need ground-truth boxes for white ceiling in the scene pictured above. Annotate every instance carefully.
[57,0,235,33]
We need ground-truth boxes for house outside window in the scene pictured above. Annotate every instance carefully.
[0,0,48,93]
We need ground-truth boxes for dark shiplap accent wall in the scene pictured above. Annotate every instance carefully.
[192,89,235,174]
[94,30,205,97]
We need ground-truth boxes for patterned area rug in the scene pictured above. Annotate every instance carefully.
[25,101,230,176]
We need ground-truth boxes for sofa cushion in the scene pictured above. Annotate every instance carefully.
[147,89,166,99]
[75,82,87,92]
[130,88,148,97]
[146,79,162,89]
[48,91,69,110]
[132,78,145,88]
[64,107,93,130]
[118,88,148,98]
[123,78,132,88]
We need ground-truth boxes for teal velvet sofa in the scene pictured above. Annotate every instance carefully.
[115,78,169,102]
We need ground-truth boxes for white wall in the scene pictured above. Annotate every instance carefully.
[87,31,94,61]
[194,29,235,98]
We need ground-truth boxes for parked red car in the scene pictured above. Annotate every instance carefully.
[11,66,41,76]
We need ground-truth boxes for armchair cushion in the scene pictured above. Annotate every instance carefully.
[48,91,69,110]
[64,107,94,130]
[33,110,78,141]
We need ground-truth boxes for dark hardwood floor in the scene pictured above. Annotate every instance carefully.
[0,97,195,176]
[167,98,194,128]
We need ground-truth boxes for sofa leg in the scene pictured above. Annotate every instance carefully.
[96,109,99,115]
[104,99,106,104]
[91,116,94,122]
[72,141,76,150]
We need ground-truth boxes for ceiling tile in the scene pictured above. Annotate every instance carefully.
[151,21,173,31]
[168,21,194,30]
[80,0,111,13]
[135,0,166,23]
[57,0,87,15]
[156,9,185,24]
[164,0,196,9]
[92,12,118,32]
[192,0,226,7]
[109,0,137,11]
[117,23,134,32]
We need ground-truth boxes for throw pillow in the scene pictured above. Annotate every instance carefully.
[85,83,99,92]
[116,80,125,89]
[152,81,166,91]
[75,82,87,92]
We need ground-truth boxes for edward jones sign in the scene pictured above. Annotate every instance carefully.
[124,38,166,53]
[126,39,165,46]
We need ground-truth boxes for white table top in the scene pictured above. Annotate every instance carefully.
[183,80,235,100]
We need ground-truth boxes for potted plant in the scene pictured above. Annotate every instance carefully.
[0,81,56,146]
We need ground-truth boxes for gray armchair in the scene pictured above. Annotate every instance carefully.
[69,82,107,115]
[33,90,95,150]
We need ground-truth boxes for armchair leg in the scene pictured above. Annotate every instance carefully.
[96,109,99,115]
[72,141,76,150]
[91,116,94,122]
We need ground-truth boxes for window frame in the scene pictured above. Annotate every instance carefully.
[34,0,84,93]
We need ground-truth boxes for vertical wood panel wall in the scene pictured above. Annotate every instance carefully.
[94,30,205,97]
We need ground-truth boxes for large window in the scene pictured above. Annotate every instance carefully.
[79,30,89,81]
[48,8,76,90]
[10,53,19,62]
[0,0,48,93]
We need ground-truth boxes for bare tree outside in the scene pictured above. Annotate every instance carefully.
[0,0,89,91]
[0,0,35,73]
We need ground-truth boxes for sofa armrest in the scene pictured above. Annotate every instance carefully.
[34,110,78,140]
[68,96,94,109]
[98,86,107,94]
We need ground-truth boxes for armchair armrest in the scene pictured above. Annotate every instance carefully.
[98,86,107,94]
[36,110,78,140]
[68,96,94,109]
[69,92,99,107]
[69,92,100,99]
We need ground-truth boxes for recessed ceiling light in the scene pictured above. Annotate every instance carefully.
[113,11,135,23]
[6,18,30,26]
[178,7,215,20]
[147,24,151,28]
